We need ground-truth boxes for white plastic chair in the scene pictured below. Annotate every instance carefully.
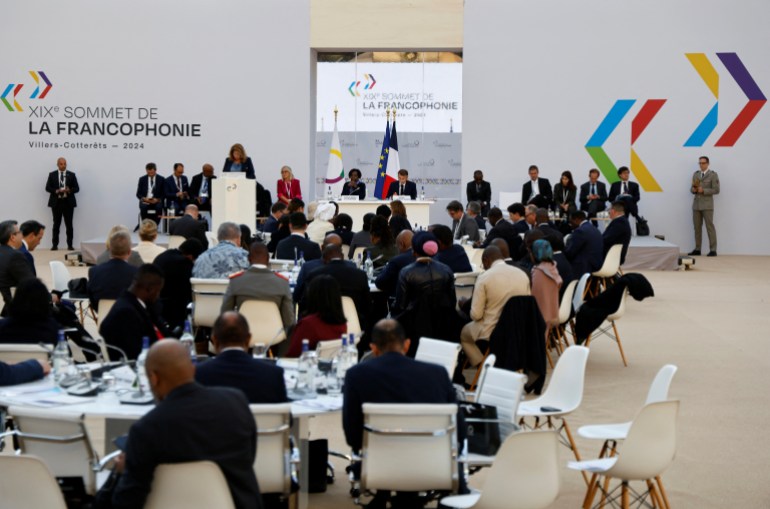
[454,271,482,302]
[49,260,90,323]
[550,278,578,352]
[441,431,560,509]
[249,403,293,497]
[572,272,591,313]
[360,403,460,496]
[585,289,629,366]
[144,461,236,509]
[9,406,100,495]
[0,343,49,364]
[167,234,186,250]
[569,400,680,509]
[239,300,287,348]
[341,296,362,335]
[204,231,219,248]
[517,345,590,483]
[269,259,295,270]
[415,337,462,378]
[97,298,116,325]
[0,455,67,509]
[190,278,229,329]
[587,243,624,297]
[351,246,367,262]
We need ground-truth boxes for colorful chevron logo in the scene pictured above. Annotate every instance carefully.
[348,74,376,96]
[684,52,765,147]
[2,70,53,112]
[585,99,666,192]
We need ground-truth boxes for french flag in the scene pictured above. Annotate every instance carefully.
[381,119,400,198]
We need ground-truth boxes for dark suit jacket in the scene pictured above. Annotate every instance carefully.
[19,243,35,275]
[223,157,256,179]
[565,221,604,277]
[375,250,414,297]
[168,214,208,248]
[304,260,371,326]
[386,180,417,200]
[0,359,44,386]
[164,174,190,211]
[276,234,322,261]
[466,180,491,206]
[196,349,288,404]
[292,259,324,303]
[45,170,79,208]
[99,291,158,360]
[112,383,261,509]
[87,259,138,310]
[188,173,216,212]
[342,352,459,451]
[522,179,553,208]
[535,223,565,252]
[511,219,529,235]
[0,316,60,345]
[341,181,366,199]
[0,245,35,308]
[389,215,412,239]
[434,245,472,274]
[136,174,165,215]
[152,249,194,329]
[579,181,608,212]
[483,219,523,257]
[609,181,640,217]
[603,215,632,265]
[261,215,279,234]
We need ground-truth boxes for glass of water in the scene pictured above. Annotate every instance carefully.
[253,343,268,359]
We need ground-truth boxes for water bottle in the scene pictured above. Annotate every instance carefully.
[296,339,317,394]
[52,330,72,383]
[335,336,349,386]
[180,319,196,363]
[345,332,358,369]
[136,337,151,395]
[356,253,363,269]
[326,186,333,200]
[420,186,426,201]
[169,203,175,216]
[364,252,374,280]
[298,250,306,269]
[290,258,300,285]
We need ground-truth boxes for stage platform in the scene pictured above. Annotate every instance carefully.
[80,234,171,265]
[623,236,680,271]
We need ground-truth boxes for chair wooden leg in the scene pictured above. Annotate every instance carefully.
[545,343,554,369]
[611,320,628,367]
[582,476,600,509]
[647,479,662,508]
[656,476,671,509]
[561,419,588,485]
[621,481,630,509]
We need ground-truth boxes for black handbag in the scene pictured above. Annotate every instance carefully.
[67,277,89,298]
[636,216,650,236]
[461,403,501,456]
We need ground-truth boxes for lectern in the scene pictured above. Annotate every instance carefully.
[211,175,256,234]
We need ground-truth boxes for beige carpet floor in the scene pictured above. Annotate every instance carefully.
[30,249,770,508]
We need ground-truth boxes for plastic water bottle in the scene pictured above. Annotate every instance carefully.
[356,253,363,269]
[169,203,175,216]
[345,332,358,369]
[420,186,426,201]
[364,252,374,280]
[52,330,72,383]
[290,258,300,285]
[326,186,333,200]
[296,339,317,394]
[180,319,196,363]
[136,337,151,395]
[298,250,306,269]
[335,336,350,386]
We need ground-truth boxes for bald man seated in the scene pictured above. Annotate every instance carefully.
[109,340,262,509]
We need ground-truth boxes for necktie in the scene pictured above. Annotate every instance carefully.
[400,184,404,195]
[177,177,181,191]
[60,174,65,188]
[201,178,208,195]
[149,178,154,198]
[623,182,628,194]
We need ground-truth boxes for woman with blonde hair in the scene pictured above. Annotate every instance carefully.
[222,143,255,179]
[135,220,166,263]
[277,165,302,204]
[95,225,143,266]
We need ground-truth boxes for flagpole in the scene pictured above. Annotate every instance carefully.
[334,105,338,126]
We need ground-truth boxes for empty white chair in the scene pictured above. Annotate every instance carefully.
[341,296,362,335]
[0,455,67,509]
[167,234,186,250]
[415,337,462,378]
[440,431,560,509]
[239,300,286,348]
[0,343,49,364]
[204,231,218,247]
[585,289,629,366]
[475,366,527,433]
[569,400,680,509]
[9,406,100,495]
[190,278,229,329]
[517,345,590,482]
[269,259,295,270]
[454,271,482,302]
[360,403,460,495]
[144,461,235,509]
[573,272,591,313]
[249,403,293,497]
[588,243,624,296]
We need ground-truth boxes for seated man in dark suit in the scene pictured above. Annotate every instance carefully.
[466,170,491,217]
[108,340,262,509]
[261,202,287,234]
[603,201,632,265]
[153,238,205,331]
[506,202,530,235]
[385,169,417,200]
[466,201,486,230]
[19,220,45,275]
[375,230,414,298]
[196,311,288,404]
[188,163,216,214]
[608,166,641,219]
[343,318,463,509]
[446,200,480,242]
[481,207,522,257]
[164,163,190,216]
[136,162,165,224]
[293,233,341,303]
[169,204,208,248]
[579,168,608,220]
[0,220,34,315]
[87,231,138,312]
[533,208,565,252]
[565,211,604,277]
[99,264,166,360]
[275,213,321,261]
[521,165,553,209]
[431,224,472,273]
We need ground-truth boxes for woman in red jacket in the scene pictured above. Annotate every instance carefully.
[286,275,347,357]
[277,165,302,204]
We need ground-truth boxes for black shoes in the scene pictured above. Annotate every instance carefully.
[707,251,717,257]
[51,246,58,251]
[687,249,701,256]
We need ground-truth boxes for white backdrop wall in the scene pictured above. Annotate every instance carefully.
[463,0,770,255]
[0,0,311,245]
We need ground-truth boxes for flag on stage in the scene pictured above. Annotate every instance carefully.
[383,119,400,198]
[373,118,391,199]
[324,120,345,196]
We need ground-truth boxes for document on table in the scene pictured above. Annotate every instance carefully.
[1,386,96,408]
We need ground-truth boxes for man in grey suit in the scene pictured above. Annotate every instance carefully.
[446,200,479,242]
[221,242,295,340]
[689,156,720,257]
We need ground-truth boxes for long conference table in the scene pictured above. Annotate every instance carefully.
[335,199,434,231]
[0,359,339,509]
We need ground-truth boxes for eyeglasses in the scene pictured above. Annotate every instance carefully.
[698,162,708,165]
